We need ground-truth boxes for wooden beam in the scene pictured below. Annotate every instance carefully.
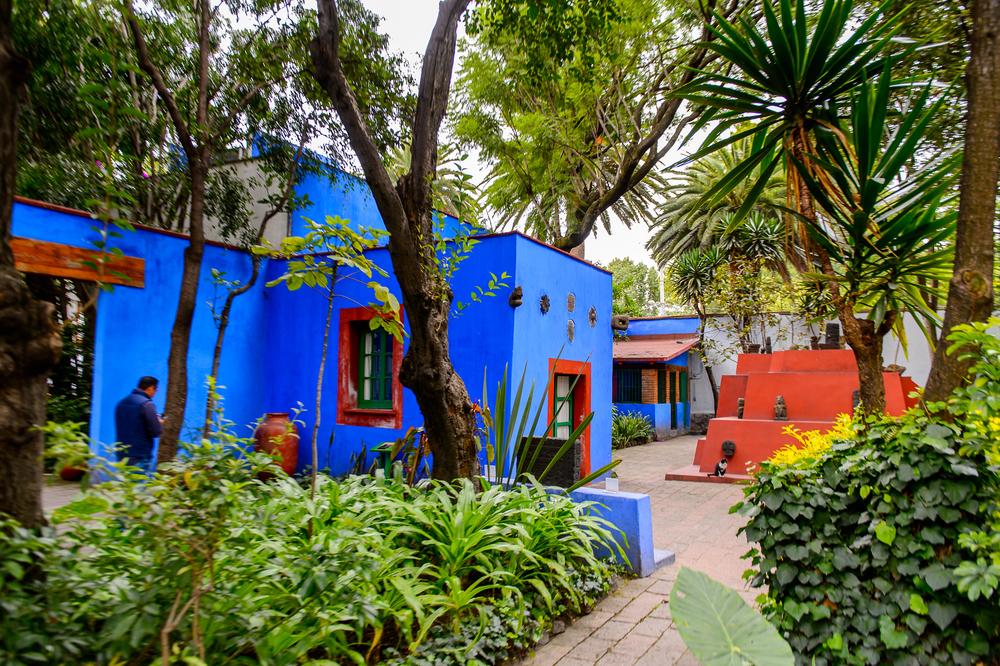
[12,237,145,288]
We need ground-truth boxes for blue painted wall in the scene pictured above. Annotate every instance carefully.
[11,202,270,462]
[625,316,700,336]
[13,199,612,479]
[613,402,688,438]
[510,235,613,478]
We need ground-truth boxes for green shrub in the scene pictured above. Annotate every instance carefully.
[611,407,654,450]
[4,430,618,665]
[735,321,1000,666]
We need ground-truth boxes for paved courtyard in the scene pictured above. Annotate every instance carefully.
[41,436,754,666]
[523,435,754,666]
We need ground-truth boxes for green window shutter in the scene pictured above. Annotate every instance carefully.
[680,372,688,403]
[552,374,574,438]
[657,370,666,404]
[358,328,393,409]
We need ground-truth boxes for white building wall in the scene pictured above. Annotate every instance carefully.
[689,312,940,415]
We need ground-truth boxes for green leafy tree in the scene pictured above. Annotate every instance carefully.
[452,0,747,252]
[605,257,659,318]
[669,247,724,412]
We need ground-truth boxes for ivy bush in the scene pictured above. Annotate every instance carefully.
[1,436,619,665]
[735,321,1000,666]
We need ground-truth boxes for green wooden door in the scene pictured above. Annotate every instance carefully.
[669,372,677,429]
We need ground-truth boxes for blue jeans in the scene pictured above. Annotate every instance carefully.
[119,455,156,477]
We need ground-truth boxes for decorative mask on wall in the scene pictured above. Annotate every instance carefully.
[540,294,550,313]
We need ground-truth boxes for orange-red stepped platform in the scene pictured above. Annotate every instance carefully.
[665,350,920,483]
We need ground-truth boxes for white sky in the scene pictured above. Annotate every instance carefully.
[360,0,660,270]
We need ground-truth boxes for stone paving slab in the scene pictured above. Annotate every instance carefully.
[521,436,756,666]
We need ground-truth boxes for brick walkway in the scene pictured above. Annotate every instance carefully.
[523,436,754,666]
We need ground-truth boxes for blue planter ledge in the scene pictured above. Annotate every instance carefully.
[549,486,674,577]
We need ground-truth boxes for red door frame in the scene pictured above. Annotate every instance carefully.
[547,358,592,478]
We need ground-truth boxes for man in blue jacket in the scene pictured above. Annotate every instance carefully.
[115,376,163,475]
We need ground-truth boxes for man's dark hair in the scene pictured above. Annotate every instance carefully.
[138,376,159,391]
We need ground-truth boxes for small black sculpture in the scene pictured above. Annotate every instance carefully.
[567,293,575,312]
[852,390,860,410]
[588,306,597,327]
[722,440,736,457]
[567,319,575,342]
[774,396,788,421]
[540,294,550,313]
[508,286,523,307]
[764,336,772,355]
[737,398,745,419]
[747,344,761,354]
[709,459,728,477]
[810,336,820,350]
[825,323,840,346]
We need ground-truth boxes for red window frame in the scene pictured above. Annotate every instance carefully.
[546,358,592,478]
[337,306,404,429]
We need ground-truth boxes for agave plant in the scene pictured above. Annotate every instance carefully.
[479,358,621,493]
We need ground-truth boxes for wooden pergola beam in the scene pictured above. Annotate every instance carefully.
[12,236,145,288]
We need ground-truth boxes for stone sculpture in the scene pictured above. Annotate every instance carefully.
[774,396,788,421]
[540,294,550,313]
[567,319,575,342]
[567,293,575,312]
[764,336,772,355]
[722,440,736,457]
[852,390,860,410]
[737,398,745,419]
[588,306,597,327]
[508,285,523,307]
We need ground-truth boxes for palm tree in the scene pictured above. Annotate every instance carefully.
[646,140,784,266]
[675,0,953,414]
[670,247,725,412]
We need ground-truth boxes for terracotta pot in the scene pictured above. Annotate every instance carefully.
[253,413,299,477]
[59,466,85,482]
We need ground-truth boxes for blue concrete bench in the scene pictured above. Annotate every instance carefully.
[550,486,674,577]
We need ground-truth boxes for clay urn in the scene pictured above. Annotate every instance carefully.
[253,413,299,477]
[59,466,85,481]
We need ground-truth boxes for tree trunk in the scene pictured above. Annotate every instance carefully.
[923,0,1000,404]
[704,364,719,415]
[0,6,62,527]
[311,0,481,482]
[158,155,208,462]
[839,309,895,416]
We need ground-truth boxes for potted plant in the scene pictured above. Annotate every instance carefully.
[39,421,92,482]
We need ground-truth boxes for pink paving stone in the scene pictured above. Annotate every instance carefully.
[550,626,594,648]
[574,610,615,629]
[610,631,658,657]
[632,616,672,638]
[529,643,573,666]
[594,652,639,666]
[566,637,617,662]
[614,593,670,624]
[592,621,635,642]
[646,579,673,596]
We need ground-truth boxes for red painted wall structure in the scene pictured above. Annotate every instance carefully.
[668,349,919,482]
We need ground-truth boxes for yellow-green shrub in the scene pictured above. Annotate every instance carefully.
[768,414,855,468]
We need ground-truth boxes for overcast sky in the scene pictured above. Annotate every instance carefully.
[360,0,659,269]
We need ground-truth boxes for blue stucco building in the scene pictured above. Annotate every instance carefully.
[11,186,613,480]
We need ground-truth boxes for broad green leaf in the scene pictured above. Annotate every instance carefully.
[671,567,794,666]
[875,521,896,545]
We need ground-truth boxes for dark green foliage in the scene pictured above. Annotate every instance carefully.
[736,414,1000,665]
[1,424,616,665]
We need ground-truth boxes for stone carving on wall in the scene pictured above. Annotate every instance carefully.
[567,319,575,342]
[588,306,597,327]
[610,314,629,331]
[737,398,745,419]
[540,294,550,313]
[722,440,736,457]
[567,293,575,312]
[508,285,523,307]
[774,396,788,421]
